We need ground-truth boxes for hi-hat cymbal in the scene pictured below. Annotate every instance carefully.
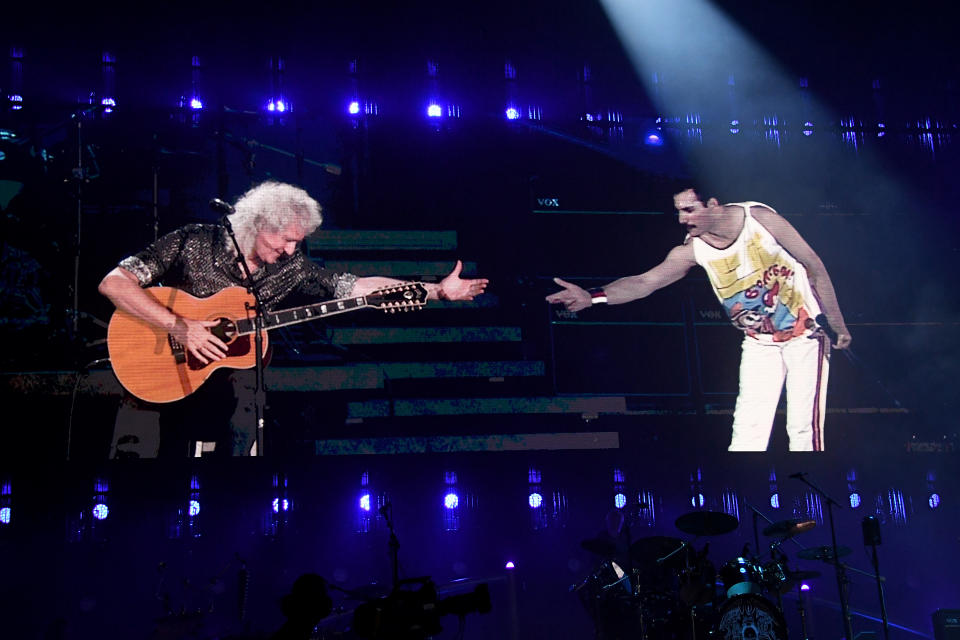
[796,545,851,562]
[675,511,739,536]
[581,536,617,557]
[762,518,816,538]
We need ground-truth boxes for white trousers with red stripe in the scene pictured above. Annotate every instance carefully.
[728,333,830,451]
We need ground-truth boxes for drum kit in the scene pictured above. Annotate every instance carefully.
[573,510,830,640]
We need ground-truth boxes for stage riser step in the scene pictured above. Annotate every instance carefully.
[306,230,457,252]
[313,431,620,455]
[314,260,478,278]
[324,326,522,344]
[3,361,546,396]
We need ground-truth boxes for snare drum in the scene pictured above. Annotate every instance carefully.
[719,557,763,598]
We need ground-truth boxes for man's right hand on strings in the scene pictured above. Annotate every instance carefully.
[171,317,228,364]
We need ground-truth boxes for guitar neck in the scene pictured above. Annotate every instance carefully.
[235,295,369,335]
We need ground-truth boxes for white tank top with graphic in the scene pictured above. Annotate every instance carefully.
[690,202,822,343]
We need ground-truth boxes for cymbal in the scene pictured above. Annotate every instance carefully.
[581,536,617,557]
[762,518,816,538]
[796,545,851,562]
[630,536,686,565]
[675,511,739,536]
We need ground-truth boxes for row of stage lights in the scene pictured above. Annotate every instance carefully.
[10,91,952,159]
[0,465,939,540]
[10,49,952,151]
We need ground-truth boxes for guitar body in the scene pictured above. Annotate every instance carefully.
[107,286,268,403]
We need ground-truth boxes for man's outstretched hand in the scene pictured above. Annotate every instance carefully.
[545,277,592,312]
[438,260,489,301]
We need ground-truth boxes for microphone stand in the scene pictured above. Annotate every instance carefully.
[380,503,400,589]
[792,473,854,640]
[220,214,268,456]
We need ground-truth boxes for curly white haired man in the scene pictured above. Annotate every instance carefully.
[100,181,487,457]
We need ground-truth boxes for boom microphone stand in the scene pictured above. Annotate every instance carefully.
[212,199,267,456]
[791,472,854,640]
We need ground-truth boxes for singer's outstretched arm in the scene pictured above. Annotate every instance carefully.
[545,243,697,312]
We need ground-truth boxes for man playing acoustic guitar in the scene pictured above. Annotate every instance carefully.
[99,180,488,457]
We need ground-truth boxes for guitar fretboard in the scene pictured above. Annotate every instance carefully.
[235,296,369,334]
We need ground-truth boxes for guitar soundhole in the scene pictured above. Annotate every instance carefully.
[210,318,237,343]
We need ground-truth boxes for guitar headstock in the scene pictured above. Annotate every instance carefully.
[367,282,429,314]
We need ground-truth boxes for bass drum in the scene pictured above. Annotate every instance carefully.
[714,594,787,640]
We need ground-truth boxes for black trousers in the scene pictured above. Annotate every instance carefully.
[111,368,258,458]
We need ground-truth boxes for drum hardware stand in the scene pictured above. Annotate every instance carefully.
[862,516,890,640]
[379,502,401,588]
[796,580,811,640]
[743,500,784,610]
[656,539,695,640]
[791,472,854,640]
[656,539,689,566]
[621,507,648,640]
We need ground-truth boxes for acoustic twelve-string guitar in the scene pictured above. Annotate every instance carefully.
[107,282,428,403]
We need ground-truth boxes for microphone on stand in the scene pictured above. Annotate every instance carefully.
[209,198,235,229]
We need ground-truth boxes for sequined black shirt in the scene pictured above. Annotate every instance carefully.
[118,224,356,310]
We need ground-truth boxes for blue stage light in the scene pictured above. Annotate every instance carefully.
[189,98,203,110]
[505,561,515,570]
[93,503,109,521]
[802,121,814,136]
[8,94,23,111]
[645,132,663,146]
[359,493,371,512]
[348,100,360,115]
[505,107,520,120]
[427,103,442,118]
[614,493,627,509]
[929,493,941,509]
[729,119,740,134]
[801,583,811,591]
[188,500,201,517]
[528,492,543,509]
[770,493,780,509]
[849,492,861,508]
[101,97,116,114]
[691,493,705,508]
[443,492,459,510]
[0,507,9,525]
